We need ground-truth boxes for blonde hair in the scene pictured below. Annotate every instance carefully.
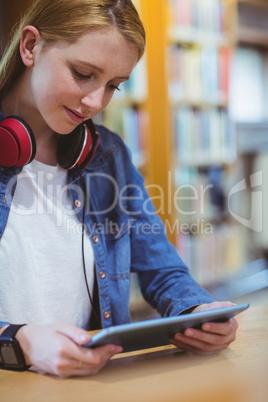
[0,0,146,98]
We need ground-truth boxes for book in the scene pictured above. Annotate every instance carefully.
[173,107,236,165]
[122,107,146,168]
[218,46,232,102]
[168,44,232,105]
[176,223,246,285]
[169,0,225,40]
[229,47,267,123]
[201,46,219,102]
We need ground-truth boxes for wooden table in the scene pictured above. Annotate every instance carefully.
[0,305,267,402]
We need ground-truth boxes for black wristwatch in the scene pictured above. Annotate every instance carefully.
[0,324,30,371]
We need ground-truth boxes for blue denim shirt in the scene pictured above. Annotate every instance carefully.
[0,110,214,329]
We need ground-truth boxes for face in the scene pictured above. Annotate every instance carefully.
[27,28,139,134]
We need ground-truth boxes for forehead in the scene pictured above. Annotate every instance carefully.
[46,28,139,69]
[74,27,133,47]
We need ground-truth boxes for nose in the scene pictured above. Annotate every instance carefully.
[81,87,108,116]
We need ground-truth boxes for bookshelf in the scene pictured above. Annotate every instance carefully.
[224,0,268,47]
[138,0,268,291]
[168,0,268,289]
[226,0,268,289]
[164,0,237,286]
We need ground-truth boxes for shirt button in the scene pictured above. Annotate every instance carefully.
[99,271,106,279]
[93,236,99,244]
[75,200,81,208]
[104,311,110,319]
[110,224,118,235]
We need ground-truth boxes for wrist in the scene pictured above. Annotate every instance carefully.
[0,325,9,336]
[15,325,32,366]
[180,305,201,315]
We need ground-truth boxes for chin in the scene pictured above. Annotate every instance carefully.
[42,112,79,135]
[57,129,77,135]
[49,122,78,135]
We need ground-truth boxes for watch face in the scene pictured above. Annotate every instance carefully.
[0,338,27,370]
[0,325,28,371]
[1,343,19,365]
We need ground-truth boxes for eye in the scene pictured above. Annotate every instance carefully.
[72,69,92,80]
[108,83,121,92]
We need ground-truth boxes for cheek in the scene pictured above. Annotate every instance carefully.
[32,65,74,106]
[31,67,56,108]
[103,91,116,110]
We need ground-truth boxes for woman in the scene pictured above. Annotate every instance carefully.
[0,0,237,377]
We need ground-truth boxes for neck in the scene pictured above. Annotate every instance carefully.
[34,136,59,166]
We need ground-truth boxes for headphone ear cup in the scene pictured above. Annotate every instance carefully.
[57,120,99,170]
[57,124,87,170]
[0,116,36,167]
[79,120,100,169]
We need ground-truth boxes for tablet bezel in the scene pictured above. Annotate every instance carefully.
[83,303,249,353]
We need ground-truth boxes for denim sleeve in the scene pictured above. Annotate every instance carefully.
[0,321,10,327]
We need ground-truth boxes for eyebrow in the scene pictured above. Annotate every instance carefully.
[74,60,130,80]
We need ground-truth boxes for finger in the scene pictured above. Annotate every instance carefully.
[69,355,108,374]
[71,363,108,377]
[170,338,228,355]
[193,301,236,313]
[55,323,91,345]
[202,317,238,336]
[69,345,122,377]
[185,328,233,346]
[172,330,231,350]
[76,344,122,366]
[171,332,231,352]
[55,345,121,377]
[49,358,107,378]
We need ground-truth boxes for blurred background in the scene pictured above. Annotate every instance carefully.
[1,0,268,319]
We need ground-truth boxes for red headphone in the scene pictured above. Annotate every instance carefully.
[0,116,100,169]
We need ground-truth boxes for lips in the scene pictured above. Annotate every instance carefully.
[64,107,87,124]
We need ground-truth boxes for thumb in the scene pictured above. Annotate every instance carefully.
[55,323,91,345]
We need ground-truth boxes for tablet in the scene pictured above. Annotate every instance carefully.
[83,303,249,353]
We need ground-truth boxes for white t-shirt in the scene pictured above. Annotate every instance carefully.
[0,160,94,329]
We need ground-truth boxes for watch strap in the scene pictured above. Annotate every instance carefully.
[1,324,27,339]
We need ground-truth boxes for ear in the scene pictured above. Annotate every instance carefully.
[20,25,42,67]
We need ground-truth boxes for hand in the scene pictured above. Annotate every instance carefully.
[16,323,122,377]
[170,301,238,355]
